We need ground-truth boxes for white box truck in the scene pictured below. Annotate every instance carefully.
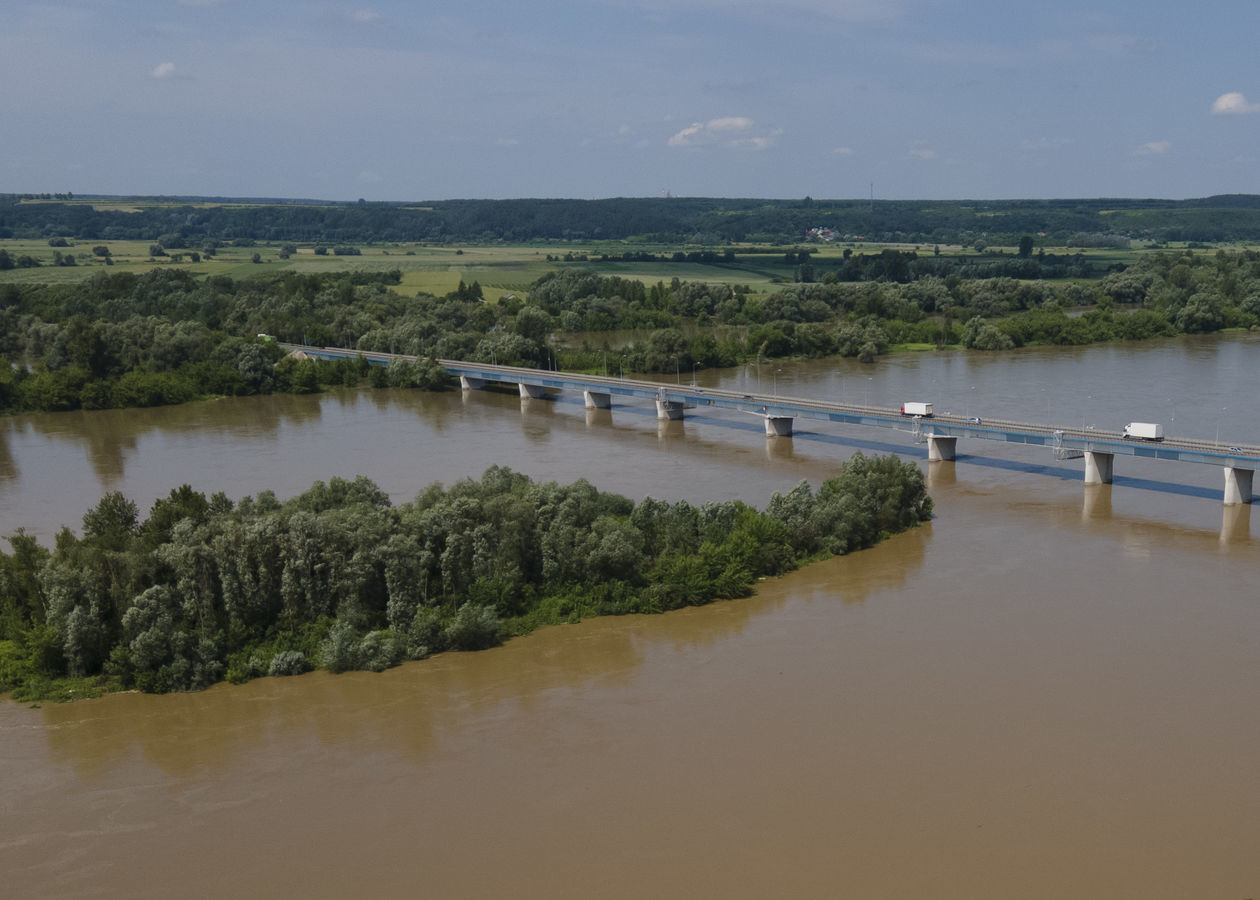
[1123,422,1164,441]
[900,401,933,417]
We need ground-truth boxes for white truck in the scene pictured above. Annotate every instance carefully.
[900,401,933,417]
[1123,422,1164,442]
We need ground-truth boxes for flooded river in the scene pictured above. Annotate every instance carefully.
[3,336,1259,896]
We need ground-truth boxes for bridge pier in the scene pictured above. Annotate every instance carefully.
[519,382,546,399]
[926,434,957,462]
[656,399,685,420]
[584,390,611,409]
[460,375,485,390]
[1223,466,1254,505]
[764,415,794,437]
[1084,451,1114,485]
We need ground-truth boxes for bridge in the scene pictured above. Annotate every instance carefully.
[283,344,1259,506]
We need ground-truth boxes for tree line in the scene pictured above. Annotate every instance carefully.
[958,247,1260,349]
[3,247,1260,415]
[7,194,1260,245]
[0,457,932,699]
[543,247,1260,368]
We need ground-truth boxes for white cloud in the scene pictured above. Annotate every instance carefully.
[151,61,177,80]
[708,116,754,132]
[1136,141,1169,155]
[357,170,381,183]
[908,147,936,160]
[497,137,519,146]
[832,146,854,156]
[1211,92,1260,115]
[667,116,777,150]
[179,0,229,6]
[350,9,381,23]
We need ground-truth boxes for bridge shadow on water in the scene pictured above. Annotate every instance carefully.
[550,394,1226,504]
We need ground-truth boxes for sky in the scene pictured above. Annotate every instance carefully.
[3,0,1259,202]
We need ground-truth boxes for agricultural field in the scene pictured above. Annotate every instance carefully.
[0,237,803,297]
[1,230,1244,299]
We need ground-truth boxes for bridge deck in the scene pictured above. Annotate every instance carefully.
[283,345,1260,470]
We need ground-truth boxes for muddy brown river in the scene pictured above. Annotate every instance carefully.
[3,337,1259,896]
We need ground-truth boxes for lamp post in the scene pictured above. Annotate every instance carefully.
[774,367,781,397]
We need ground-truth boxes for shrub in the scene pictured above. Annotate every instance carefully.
[443,603,502,651]
[268,650,309,677]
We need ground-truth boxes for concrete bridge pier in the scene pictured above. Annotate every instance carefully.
[656,399,685,420]
[460,375,485,390]
[764,415,794,437]
[519,382,546,399]
[1223,466,1254,505]
[1084,451,1114,485]
[926,434,957,462]
[584,390,611,409]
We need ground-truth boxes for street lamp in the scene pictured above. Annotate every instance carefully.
[774,367,781,397]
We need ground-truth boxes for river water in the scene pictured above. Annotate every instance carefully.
[3,335,1260,897]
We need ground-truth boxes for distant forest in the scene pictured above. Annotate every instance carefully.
[6,194,1260,245]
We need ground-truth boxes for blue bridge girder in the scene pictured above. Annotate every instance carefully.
[282,345,1260,473]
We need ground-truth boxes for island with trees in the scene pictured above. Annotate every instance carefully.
[0,457,931,700]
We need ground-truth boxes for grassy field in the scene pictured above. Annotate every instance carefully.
[0,238,806,297]
[1,234,1246,297]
